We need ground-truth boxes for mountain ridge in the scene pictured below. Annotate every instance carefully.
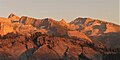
[0,13,120,60]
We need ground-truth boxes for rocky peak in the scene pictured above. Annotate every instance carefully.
[59,19,70,27]
[43,18,56,23]
[41,18,58,26]
[8,13,16,18]
[70,17,87,26]
[19,16,36,25]
[76,17,87,20]
[60,19,66,23]
[8,13,20,21]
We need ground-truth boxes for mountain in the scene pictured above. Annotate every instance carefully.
[70,17,120,36]
[0,14,120,60]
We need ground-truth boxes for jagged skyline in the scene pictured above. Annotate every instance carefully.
[0,0,119,24]
[0,12,120,60]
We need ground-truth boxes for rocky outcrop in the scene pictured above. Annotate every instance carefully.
[70,17,120,36]
[19,16,37,25]
[8,13,20,22]
[67,31,92,42]
[0,17,13,36]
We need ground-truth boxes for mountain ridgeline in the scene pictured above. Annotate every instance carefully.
[0,13,120,60]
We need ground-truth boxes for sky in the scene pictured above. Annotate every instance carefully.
[0,0,119,24]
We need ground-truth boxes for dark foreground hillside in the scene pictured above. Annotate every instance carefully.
[0,32,119,60]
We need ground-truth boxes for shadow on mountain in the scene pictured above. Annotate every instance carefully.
[19,48,36,60]
[90,32,120,49]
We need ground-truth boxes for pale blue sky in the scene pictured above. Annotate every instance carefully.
[0,0,119,24]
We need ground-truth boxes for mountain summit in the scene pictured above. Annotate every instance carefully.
[8,13,16,18]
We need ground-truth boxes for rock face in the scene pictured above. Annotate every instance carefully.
[0,32,101,60]
[70,17,120,36]
[0,14,120,60]
[0,17,13,36]
[8,13,20,22]
[67,31,92,42]
[90,32,120,49]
